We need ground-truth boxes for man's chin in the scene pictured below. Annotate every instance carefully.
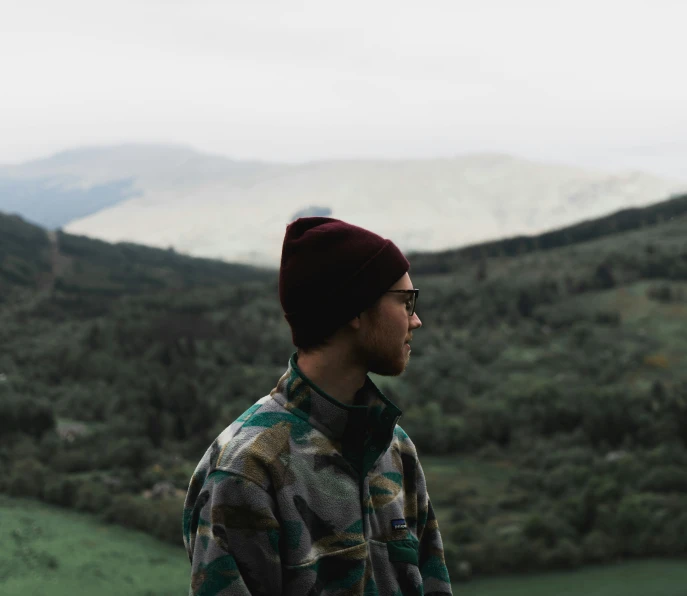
[369,354,408,377]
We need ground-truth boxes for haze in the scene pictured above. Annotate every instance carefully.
[3,0,686,179]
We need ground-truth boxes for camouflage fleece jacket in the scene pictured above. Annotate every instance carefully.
[183,353,452,595]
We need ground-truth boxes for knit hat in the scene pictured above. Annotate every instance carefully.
[279,217,410,347]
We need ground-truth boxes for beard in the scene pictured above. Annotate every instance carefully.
[356,316,410,377]
[367,349,409,376]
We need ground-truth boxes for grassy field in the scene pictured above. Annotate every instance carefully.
[2,495,687,595]
[456,559,687,596]
[0,495,188,596]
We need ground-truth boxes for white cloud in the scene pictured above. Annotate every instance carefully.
[2,0,686,179]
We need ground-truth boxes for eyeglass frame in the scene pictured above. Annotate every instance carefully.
[384,289,419,316]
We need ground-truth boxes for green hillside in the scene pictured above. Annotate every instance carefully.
[408,191,687,273]
[0,217,274,306]
[2,195,687,583]
[0,495,187,596]
[0,213,51,294]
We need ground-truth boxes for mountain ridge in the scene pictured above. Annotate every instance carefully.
[2,188,687,298]
[1,144,685,267]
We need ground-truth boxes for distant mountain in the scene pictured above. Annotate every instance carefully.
[0,176,139,229]
[0,144,277,187]
[1,145,685,267]
[0,144,282,229]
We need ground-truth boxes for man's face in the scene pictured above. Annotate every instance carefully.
[355,273,422,376]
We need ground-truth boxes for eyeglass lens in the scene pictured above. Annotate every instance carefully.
[407,293,416,315]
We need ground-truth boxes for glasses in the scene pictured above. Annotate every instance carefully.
[385,289,419,316]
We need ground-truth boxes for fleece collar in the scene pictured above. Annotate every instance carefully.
[269,353,402,457]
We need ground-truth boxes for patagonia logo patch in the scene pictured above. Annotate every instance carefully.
[391,518,407,530]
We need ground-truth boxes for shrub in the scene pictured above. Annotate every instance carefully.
[402,404,478,454]
[449,519,481,544]
[42,475,80,507]
[657,512,687,554]
[141,457,194,490]
[472,402,512,448]
[541,446,596,470]
[507,469,543,492]
[74,480,114,513]
[458,542,488,574]
[542,538,583,570]
[644,444,687,467]
[39,431,62,461]
[104,495,148,531]
[139,463,169,489]
[486,532,545,572]
[581,530,616,563]
[6,458,47,499]
[542,465,591,499]
[588,477,623,504]
[103,437,154,474]
[0,393,55,440]
[596,452,645,487]
[103,493,185,546]
[1,431,41,462]
[647,284,673,302]
[639,466,687,493]
[612,494,665,555]
[148,497,185,545]
[52,449,94,473]
[523,513,575,548]
[557,491,596,535]
[594,311,621,326]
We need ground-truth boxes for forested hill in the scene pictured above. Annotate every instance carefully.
[2,194,687,581]
[0,212,275,308]
[0,213,52,292]
[408,191,687,274]
[3,188,687,301]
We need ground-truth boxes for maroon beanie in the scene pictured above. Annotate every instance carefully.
[279,217,410,347]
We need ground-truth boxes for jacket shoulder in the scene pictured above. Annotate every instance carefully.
[392,424,419,455]
[199,395,310,490]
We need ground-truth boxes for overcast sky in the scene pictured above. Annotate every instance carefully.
[2,0,686,179]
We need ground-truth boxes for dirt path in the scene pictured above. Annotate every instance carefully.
[9,230,73,316]
[41,230,72,293]
[48,230,72,282]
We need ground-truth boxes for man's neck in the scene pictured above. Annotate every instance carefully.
[295,349,367,406]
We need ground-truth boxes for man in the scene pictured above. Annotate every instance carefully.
[183,217,452,595]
